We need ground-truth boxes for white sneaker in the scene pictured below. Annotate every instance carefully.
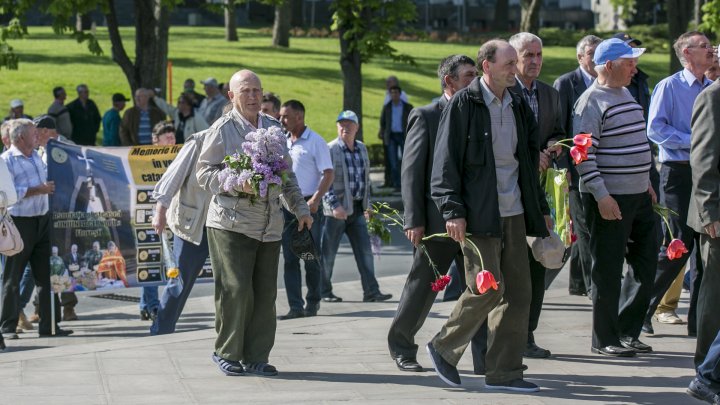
[654,312,684,324]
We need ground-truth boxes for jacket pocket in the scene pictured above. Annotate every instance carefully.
[177,203,199,232]
[465,135,487,167]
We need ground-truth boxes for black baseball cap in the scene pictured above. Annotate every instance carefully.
[33,115,56,130]
[613,32,642,46]
[112,93,129,102]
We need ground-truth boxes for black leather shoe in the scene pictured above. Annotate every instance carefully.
[591,345,636,357]
[642,321,654,335]
[322,294,343,303]
[39,328,74,337]
[687,378,720,404]
[426,342,461,387]
[524,342,551,358]
[620,337,652,353]
[304,304,319,317]
[363,292,392,302]
[0,335,5,351]
[395,356,424,372]
[277,309,305,320]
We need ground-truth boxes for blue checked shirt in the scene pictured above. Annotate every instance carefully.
[518,78,539,122]
[1,146,49,217]
[324,140,366,208]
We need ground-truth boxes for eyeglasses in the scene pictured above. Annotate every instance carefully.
[687,43,714,50]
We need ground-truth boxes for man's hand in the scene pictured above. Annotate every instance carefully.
[648,185,657,204]
[598,195,622,220]
[44,181,55,194]
[705,221,720,238]
[539,150,550,171]
[298,214,313,231]
[446,218,466,243]
[405,226,425,246]
[546,143,563,155]
[544,215,554,232]
[152,202,168,235]
[332,206,348,220]
[242,180,255,195]
[307,196,321,214]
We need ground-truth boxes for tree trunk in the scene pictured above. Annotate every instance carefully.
[520,0,542,33]
[492,0,509,31]
[667,0,693,73]
[272,0,292,47]
[105,0,170,95]
[338,24,363,140]
[225,0,238,42]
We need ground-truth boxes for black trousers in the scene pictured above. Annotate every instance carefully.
[387,238,484,368]
[645,163,703,335]
[569,188,592,294]
[0,214,59,335]
[582,192,658,349]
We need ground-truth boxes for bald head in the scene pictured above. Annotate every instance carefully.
[228,70,263,124]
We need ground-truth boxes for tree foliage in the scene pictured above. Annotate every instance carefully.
[609,0,636,20]
[700,0,720,35]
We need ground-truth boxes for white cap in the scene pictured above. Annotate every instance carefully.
[10,99,23,108]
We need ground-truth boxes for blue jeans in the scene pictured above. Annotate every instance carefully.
[151,230,209,335]
[385,132,404,188]
[140,286,159,312]
[697,328,720,391]
[321,202,380,299]
[19,265,34,310]
[282,208,323,311]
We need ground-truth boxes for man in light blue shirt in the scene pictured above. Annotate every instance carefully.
[644,31,715,336]
[0,119,73,339]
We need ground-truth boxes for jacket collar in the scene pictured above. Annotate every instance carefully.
[467,76,522,107]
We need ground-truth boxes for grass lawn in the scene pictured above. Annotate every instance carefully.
[2,26,672,146]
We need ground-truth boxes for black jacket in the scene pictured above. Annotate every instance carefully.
[67,98,102,146]
[401,96,448,234]
[553,67,590,188]
[379,100,413,143]
[431,77,550,238]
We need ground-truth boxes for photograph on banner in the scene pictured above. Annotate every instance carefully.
[46,140,209,292]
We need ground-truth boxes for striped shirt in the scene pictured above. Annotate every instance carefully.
[324,140,366,208]
[1,146,49,217]
[138,109,152,145]
[573,83,652,201]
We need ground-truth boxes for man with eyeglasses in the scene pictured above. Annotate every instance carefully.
[644,31,716,338]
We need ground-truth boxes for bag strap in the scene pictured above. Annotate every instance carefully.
[0,190,7,217]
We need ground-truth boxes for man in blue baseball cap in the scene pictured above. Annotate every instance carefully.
[573,37,658,357]
[319,110,393,304]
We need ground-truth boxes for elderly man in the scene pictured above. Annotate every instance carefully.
[387,54,480,373]
[688,75,720,370]
[198,77,227,124]
[574,38,656,357]
[119,88,165,146]
[151,129,211,335]
[427,39,549,392]
[554,35,603,297]
[0,119,72,338]
[197,70,311,377]
[66,84,101,146]
[5,99,32,121]
[508,32,566,359]
[277,100,333,320]
[183,78,205,109]
[320,111,393,304]
[644,31,715,336]
[47,86,73,138]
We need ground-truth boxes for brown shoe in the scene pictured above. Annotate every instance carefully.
[18,311,34,331]
[62,307,78,321]
[29,313,39,323]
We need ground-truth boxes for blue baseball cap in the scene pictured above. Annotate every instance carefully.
[336,110,359,124]
[593,38,645,65]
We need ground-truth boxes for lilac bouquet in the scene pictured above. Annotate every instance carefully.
[217,126,289,201]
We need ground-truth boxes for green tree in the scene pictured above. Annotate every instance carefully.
[667,0,694,73]
[330,0,416,140]
[520,0,542,33]
[700,0,720,35]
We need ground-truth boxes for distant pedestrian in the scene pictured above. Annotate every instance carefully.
[4,99,32,121]
[102,93,128,146]
[152,92,208,144]
[183,78,205,109]
[198,77,226,124]
[47,86,73,138]
[66,84,102,145]
[119,88,165,146]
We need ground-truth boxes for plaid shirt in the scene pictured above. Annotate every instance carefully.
[1,146,49,217]
[324,140,366,208]
[518,78,539,122]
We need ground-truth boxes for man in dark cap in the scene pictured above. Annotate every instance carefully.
[102,93,128,146]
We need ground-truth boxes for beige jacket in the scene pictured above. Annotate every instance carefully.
[196,109,309,242]
[152,131,209,245]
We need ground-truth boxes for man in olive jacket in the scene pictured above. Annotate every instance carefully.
[426,40,549,393]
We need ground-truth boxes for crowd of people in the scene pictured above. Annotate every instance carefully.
[2,29,720,402]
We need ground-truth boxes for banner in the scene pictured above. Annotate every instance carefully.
[46,140,213,292]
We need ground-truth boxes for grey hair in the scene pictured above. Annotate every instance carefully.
[594,59,623,75]
[437,54,476,89]
[674,31,707,67]
[509,32,542,51]
[576,35,603,59]
[8,118,34,144]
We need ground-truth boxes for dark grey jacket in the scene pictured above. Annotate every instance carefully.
[554,67,590,187]
[510,79,566,149]
[431,77,550,238]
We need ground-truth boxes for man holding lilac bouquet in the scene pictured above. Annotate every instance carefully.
[196,69,312,377]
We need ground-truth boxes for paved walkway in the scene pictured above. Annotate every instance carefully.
[0,268,699,405]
